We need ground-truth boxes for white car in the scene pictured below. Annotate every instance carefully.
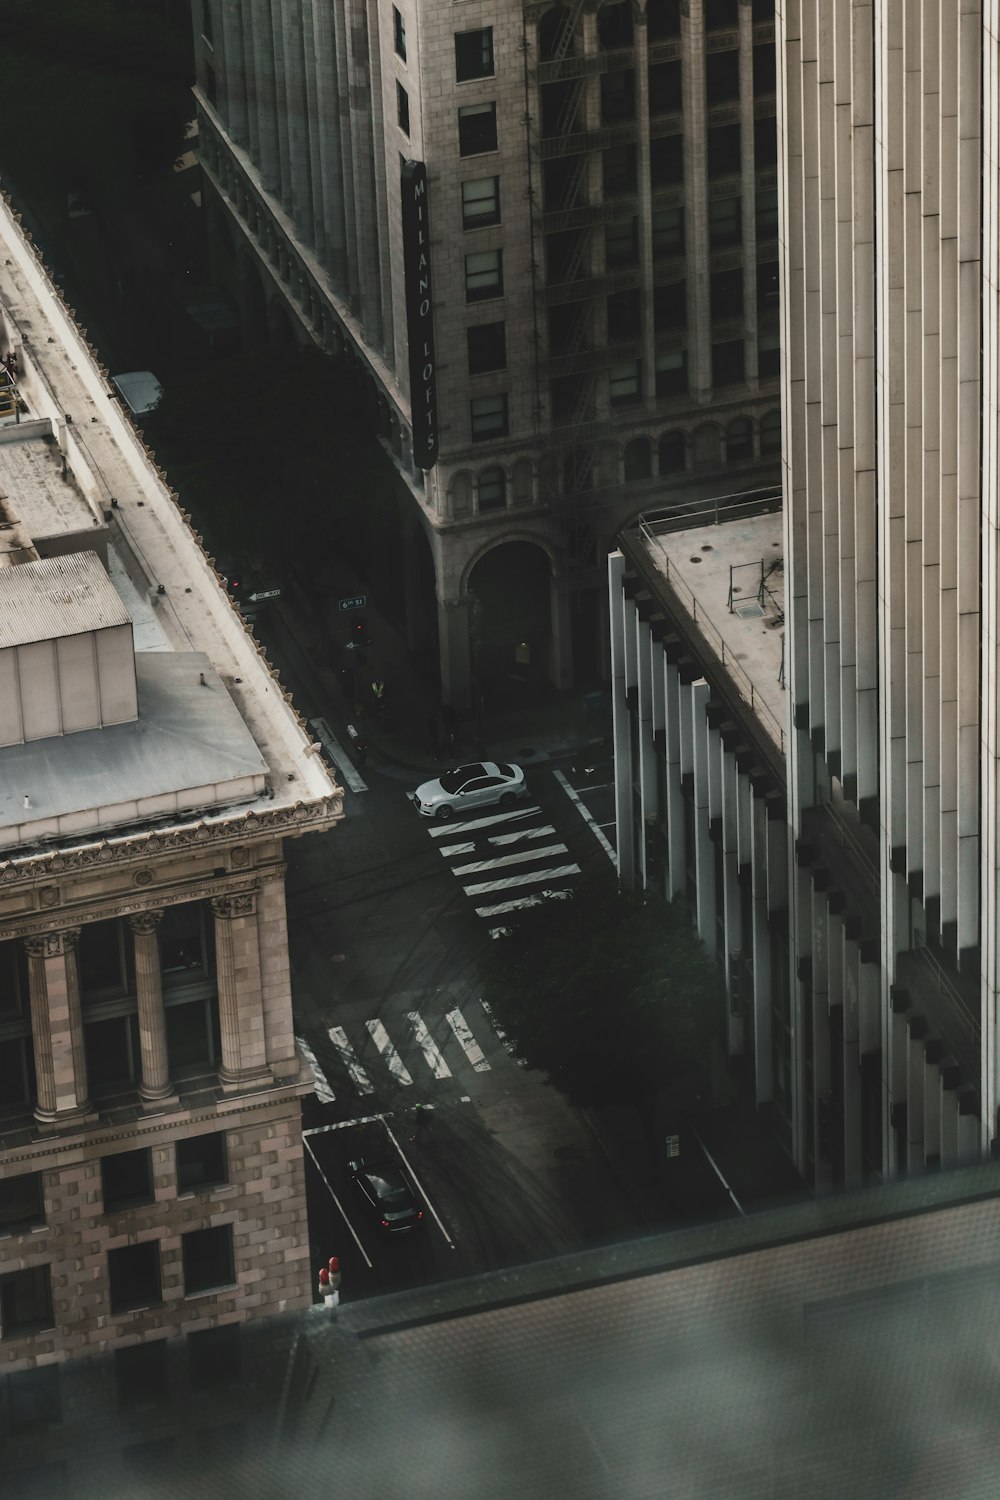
[410,761,528,820]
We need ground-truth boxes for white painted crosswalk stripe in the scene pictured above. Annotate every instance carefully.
[438,840,475,857]
[327,1025,374,1095]
[406,1011,453,1078]
[365,1019,413,1085]
[446,1008,491,1071]
[479,889,575,920]
[295,1034,336,1103]
[462,862,580,897]
[427,806,536,837]
[452,843,568,877]
[488,824,556,846]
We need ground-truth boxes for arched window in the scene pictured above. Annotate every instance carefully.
[538,6,578,61]
[597,1,633,50]
[693,424,722,467]
[658,431,686,474]
[726,418,753,462]
[477,466,507,512]
[624,438,652,482]
[760,410,782,455]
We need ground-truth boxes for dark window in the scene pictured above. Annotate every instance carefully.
[648,60,682,115]
[465,249,503,302]
[176,1132,228,1193]
[393,6,406,60]
[709,195,741,248]
[165,997,220,1076]
[477,467,506,511]
[396,82,410,135]
[188,1324,242,1390]
[0,940,27,1019]
[757,260,780,313]
[655,351,688,398]
[101,1149,154,1213]
[115,1340,167,1409]
[182,1224,236,1295]
[108,1241,162,1313]
[706,49,740,103]
[758,328,780,377]
[84,1014,140,1092]
[7,1365,61,1430]
[704,0,738,28]
[455,28,494,82]
[602,143,637,197]
[605,216,638,267]
[711,267,744,320]
[79,919,129,1000]
[760,409,782,454]
[458,101,497,156]
[610,361,641,406]
[756,188,779,241]
[159,904,211,983]
[0,1038,35,1111]
[470,393,509,440]
[727,418,753,461]
[712,339,745,386]
[708,123,741,178]
[654,281,686,332]
[0,1266,53,1337]
[462,175,500,228]
[755,114,777,167]
[467,321,507,374]
[601,69,635,123]
[658,430,686,472]
[0,1173,44,1233]
[754,42,776,95]
[647,0,681,41]
[597,1,632,48]
[652,205,684,256]
[752,0,774,18]
[607,288,642,341]
[650,133,684,186]
[624,439,652,481]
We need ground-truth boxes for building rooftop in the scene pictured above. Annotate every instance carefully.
[0,550,129,647]
[635,496,786,752]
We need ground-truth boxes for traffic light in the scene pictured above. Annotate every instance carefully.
[352,617,366,641]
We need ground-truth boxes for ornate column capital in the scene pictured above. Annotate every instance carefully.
[211,892,257,921]
[23,929,80,960]
[128,909,166,937]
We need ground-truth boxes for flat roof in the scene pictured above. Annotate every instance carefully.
[637,506,786,751]
[0,424,101,544]
[0,550,130,647]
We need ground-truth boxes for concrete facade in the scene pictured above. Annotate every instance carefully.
[193,0,782,708]
[0,190,343,1372]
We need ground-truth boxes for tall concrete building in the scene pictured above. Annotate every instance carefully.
[610,1,1000,1188]
[193,0,781,709]
[0,193,342,1372]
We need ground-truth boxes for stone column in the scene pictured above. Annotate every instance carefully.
[211,892,272,1090]
[23,930,91,1127]
[129,910,176,1107]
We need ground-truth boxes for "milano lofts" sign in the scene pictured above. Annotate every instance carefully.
[401,160,438,470]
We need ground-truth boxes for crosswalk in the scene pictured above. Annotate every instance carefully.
[303,997,502,1103]
[427,802,581,930]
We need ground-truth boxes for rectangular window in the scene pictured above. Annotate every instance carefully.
[108,1241,162,1314]
[115,1340,168,1410]
[455,28,494,82]
[758,328,780,377]
[708,123,741,178]
[706,48,740,102]
[467,322,507,374]
[470,393,509,440]
[605,216,638,267]
[610,361,641,406]
[649,134,683,187]
[756,188,779,241]
[712,339,745,386]
[0,939,27,1019]
[757,260,779,313]
[465,248,503,302]
[79,918,130,1000]
[458,102,498,157]
[0,1173,44,1234]
[396,81,410,135]
[653,281,686,332]
[651,205,684,257]
[755,115,777,167]
[0,1266,53,1337]
[711,267,744,321]
[461,176,500,229]
[709,196,741,249]
[159,903,212,985]
[393,6,406,60]
[656,350,688,398]
[84,1013,140,1092]
[101,1148,154,1213]
[0,1037,35,1110]
[183,1224,236,1295]
[754,41,776,95]
[176,1132,228,1193]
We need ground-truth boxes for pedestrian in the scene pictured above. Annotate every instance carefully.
[409,1102,433,1143]
[355,736,368,769]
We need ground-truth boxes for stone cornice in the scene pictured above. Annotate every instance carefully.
[2,875,262,943]
[0,796,342,889]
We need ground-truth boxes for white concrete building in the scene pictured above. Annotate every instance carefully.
[0,191,342,1371]
[192,0,782,709]
[612,1,999,1188]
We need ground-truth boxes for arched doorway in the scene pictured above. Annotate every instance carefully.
[466,541,554,711]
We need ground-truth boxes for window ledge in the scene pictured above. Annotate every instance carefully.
[185,1282,239,1301]
[177,1182,236,1200]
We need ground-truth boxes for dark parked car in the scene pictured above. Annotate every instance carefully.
[348,1158,423,1232]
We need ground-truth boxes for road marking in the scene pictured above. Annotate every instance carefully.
[406,1011,453,1078]
[303,1114,389,1136]
[309,716,368,794]
[301,1133,373,1268]
[462,862,580,897]
[327,1025,374,1095]
[573,780,614,792]
[479,998,526,1066]
[479,889,574,920]
[383,1119,455,1249]
[687,1120,745,1216]
[295,1034,336,1103]
[426,806,535,837]
[438,840,475,857]
[488,824,556,846]
[452,843,568,877]
[553,769,616,865]
[445,1008,491,1072]
[365,1020,413,1085]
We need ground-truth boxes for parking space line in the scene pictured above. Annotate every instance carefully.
[365,1020,413,1086]
[406,1011,453,1078]
[382,1119,455,1249]
[445,1008,491,1072]
[452,843,568,877]
[327,1025,374,1095]
[462,862,580,897]
[301,1132,374,1269]
[426,806,535,837]
[488,824,556,846]
[553,769,617,866]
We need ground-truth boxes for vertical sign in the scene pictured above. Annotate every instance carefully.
[401,160,438,470]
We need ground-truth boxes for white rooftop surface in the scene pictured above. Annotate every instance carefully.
[0,653,268,850]
[0,424,100,542]
[0,551,130,647]
[107,543,171,652]
[642,511,786,748]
